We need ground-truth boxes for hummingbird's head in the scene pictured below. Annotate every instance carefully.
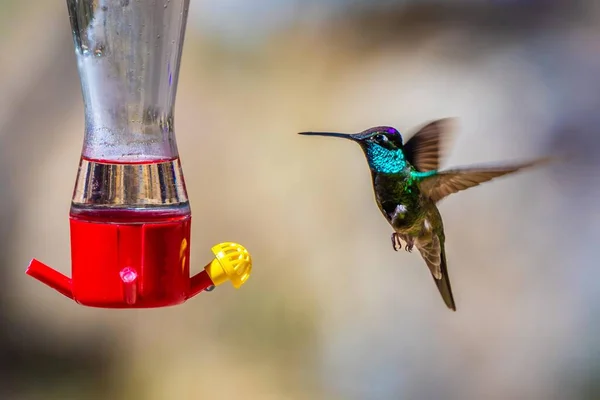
[298,126,408,174]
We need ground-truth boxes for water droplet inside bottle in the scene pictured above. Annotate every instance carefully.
[94,44,105,57]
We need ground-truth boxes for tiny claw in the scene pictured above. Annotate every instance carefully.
[405,238,414,253]
[391,232,402,251]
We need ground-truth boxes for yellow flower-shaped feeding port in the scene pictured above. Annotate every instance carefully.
[204,242,252,289]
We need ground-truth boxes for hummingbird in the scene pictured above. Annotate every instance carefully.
[299,118,548,311]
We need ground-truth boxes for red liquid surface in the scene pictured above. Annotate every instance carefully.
[81,155,178,165]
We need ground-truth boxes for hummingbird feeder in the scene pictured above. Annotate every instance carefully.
[26,0,252,308]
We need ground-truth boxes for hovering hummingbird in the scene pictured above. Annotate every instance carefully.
[299,118,548,311]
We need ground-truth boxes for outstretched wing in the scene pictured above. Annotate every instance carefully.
[416,235,456,311]
[403,118,457,172]
[420,158,550,203]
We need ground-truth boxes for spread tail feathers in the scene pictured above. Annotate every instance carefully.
[416,235,457,311]
[435,245,456,311]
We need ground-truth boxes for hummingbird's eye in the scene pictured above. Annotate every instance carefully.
[374,134,388,143]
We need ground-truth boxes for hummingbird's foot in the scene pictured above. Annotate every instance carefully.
[402,235,414,252]
[391,232,403,251]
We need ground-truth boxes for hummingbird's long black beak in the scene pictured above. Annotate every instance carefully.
[298,131,356,140]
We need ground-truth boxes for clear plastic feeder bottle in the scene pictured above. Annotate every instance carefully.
[26,0,252,308]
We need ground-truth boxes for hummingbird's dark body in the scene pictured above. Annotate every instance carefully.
[300,118,547,311]
[372,164,453,309]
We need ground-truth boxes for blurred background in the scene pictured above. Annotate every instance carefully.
[1,0,599,399]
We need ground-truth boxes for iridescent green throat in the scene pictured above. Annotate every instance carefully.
[365,143,437,179]
[365,144,408,174]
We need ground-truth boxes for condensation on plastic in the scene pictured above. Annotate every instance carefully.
[67,0,190,162]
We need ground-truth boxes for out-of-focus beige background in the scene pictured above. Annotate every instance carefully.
[1,1,599,399]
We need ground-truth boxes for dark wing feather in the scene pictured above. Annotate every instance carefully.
[416,235,456,311]
[403,118,457,172]
[420,158,550,203]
